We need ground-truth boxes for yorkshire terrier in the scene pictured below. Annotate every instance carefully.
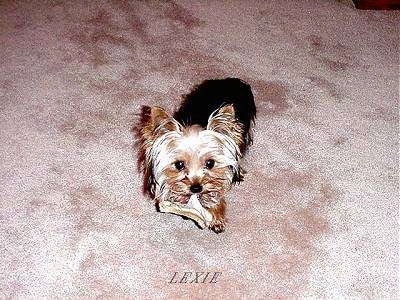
[136,78,256,233]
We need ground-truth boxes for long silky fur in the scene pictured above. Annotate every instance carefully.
[135,78,256,233]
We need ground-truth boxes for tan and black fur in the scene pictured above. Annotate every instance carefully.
[136,78,256,233]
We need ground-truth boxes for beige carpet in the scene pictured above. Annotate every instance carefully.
[0,0,398,298]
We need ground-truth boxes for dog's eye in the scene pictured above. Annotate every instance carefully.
[174,160,185,171]
[205,159,215,169]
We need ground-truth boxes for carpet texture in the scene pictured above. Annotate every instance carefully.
[0,0,398,298]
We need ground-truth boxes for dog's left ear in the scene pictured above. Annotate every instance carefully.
[208,105,244,183]
[207,105,244,150]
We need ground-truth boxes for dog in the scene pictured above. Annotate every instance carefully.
[136,78,256,233]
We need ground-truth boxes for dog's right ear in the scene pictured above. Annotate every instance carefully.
[141,106,182,136]
[136,106,182,196]
[138,106,182,159]
[152,106,182,134]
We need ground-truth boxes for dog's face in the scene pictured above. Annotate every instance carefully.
[138,105,244,206]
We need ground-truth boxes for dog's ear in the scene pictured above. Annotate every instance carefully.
[142,106,182,136]
[138,105,182,160]
[136,106,182,196]
[207,105,244,149]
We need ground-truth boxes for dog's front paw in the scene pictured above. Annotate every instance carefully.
[209,218,226,233]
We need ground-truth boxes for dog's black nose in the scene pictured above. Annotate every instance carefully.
[190,184,203,193]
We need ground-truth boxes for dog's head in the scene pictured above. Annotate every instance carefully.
[137,105,244,206]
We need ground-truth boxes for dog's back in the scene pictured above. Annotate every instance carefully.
[173,78,256,151]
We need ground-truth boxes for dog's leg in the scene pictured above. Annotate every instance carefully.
[207,199,226,233]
